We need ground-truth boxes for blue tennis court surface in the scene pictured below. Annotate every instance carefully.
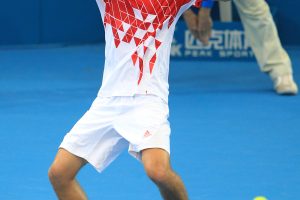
[0,44,299,200]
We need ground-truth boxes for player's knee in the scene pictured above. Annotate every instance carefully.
[144,162,171,184]
[48,164,71,187]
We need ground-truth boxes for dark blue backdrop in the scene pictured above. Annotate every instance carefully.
[0,0,103,45]
[0,0,299,46]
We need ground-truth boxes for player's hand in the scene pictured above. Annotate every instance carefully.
[183,9,199,40]
[197,8,213,46]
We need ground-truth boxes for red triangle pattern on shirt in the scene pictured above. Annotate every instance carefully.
[103,0,202,84]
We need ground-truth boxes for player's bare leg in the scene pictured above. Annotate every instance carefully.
[48,148,87,200]
[142,148,188,200]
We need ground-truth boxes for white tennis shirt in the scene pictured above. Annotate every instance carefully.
[96,0,201,103]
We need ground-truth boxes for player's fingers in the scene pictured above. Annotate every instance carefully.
[189,21,199,34]
[199,31,210,46]
[198,27,210,38]
[191,30,199,40]
[199,25,212,45]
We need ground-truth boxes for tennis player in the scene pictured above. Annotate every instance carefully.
[183,0,298,95]
[48,0,206,199]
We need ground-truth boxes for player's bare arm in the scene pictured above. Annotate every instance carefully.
[183,0,213,45]
[197,7,212,45]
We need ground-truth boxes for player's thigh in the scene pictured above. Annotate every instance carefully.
[49,148,87,180]
[142,148,171,173]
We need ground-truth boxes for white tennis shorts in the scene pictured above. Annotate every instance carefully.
[59,95,170,172]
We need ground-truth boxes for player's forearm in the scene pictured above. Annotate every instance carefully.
[183,9,195,21]
[200,0,213,16]
[199,7,212,17]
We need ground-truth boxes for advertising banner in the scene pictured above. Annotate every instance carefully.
[171,20,255,61]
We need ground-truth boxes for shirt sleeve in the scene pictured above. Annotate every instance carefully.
[193,0,202,8]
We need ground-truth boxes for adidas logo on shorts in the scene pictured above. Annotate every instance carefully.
[144,130,152,138]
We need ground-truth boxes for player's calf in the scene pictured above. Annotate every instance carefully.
[142,148,188,200]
